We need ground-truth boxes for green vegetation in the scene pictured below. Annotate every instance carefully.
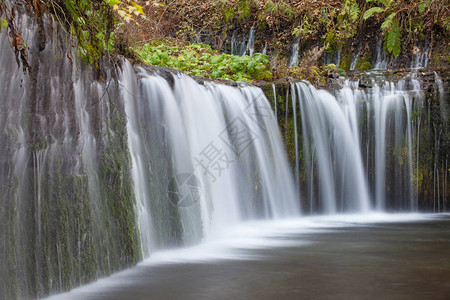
[363,0,449,58]
[363,0,402,58]
[135,41,272,81]
[0,17,7,29]
[2,0,448,79]
[141,0,448,73]
[355,51,373,70]
[294,0,361,52]
[47,0,147,65]
[0,0,148,66]
[97,115,142,272]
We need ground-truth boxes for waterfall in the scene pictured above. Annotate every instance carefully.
[247,26,256,57]
[373,38,391,70]
[262,42,268,55]
[350,45,362,71]
[293,82,370,213]
[121,63,299,254]
[324,46,342,67]
[0,9,142,298]
[1,3,449,299]
[1,16,299,294]
[230,27,256,57]
[411,48,429,69]
[435,72,449,124]
[282,71,448,213]
[288,38,300,67]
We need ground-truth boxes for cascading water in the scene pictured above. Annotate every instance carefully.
[324,46,342,67]
[372,38,393,70]
[290,82,371,213]
[288,37,300,67]
[350,46,362,70]
[411,48,429,69]
[122,63,300,254]
[278,71,448,213]
[247,26,256,57]
[262,42,268,55]
[229,27,256,57]
[433,72,449,212]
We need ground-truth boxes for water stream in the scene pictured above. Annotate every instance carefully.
[288,38,300,67]
[121,63,300,255]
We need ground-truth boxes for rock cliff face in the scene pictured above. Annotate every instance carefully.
[0,8,140,299]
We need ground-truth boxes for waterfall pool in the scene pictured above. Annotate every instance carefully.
[49,213,450,300]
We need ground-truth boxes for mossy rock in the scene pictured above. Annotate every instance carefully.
[354,51,372,71]
[359,62,372,71]
[339,51,352,71]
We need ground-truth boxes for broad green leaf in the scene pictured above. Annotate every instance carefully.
[386,20,401,58]
[363,7,384,20]
[210,55,225,64]
[381,12,396,31]
[376,0,392,7]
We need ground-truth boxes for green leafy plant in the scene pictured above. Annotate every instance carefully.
[47,0,151,65]
[337,0,360,40]
[363,0,401,58]
[295,1,360,52]
[324,63,346,76]
[135,40,272,82]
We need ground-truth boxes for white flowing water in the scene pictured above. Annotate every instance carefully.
[435,72,449,124]
[122,63,300,254]
[288,38,300,67]
[344,76,421,211]
[262,41,267,55]
[350,45,362,70]
[373,38,391,70]
[294,82,370,213]
[411,49,429,69]
[284,72,442,213]
[247,26,256,57]
[230,26,256,57]
[434,73,449,212]
[324,47,342,67]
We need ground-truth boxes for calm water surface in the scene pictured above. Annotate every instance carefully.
[53,214,450,300]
